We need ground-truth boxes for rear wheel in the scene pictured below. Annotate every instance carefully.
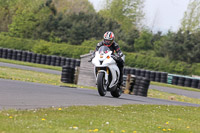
[97,72,107,96]
[110,85,122,98]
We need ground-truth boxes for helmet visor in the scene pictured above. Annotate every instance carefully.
[104,39,112,45]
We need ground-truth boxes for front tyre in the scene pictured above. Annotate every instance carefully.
[110,86,122,98]
[97,72,107,96]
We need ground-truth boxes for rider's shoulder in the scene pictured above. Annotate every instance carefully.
[97,41,104,46]
[113,42,119,47]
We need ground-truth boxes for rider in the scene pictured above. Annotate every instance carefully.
[89,31,124,86]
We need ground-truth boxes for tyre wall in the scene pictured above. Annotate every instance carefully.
[61,66,75,83]
[0,47,81,68]
[127,75,150,97]
[0,47,81,85]
[124,67,200,89]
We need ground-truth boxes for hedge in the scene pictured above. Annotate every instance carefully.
[0,34,199,76]
[0,33,36,50]
[124,52,199,76]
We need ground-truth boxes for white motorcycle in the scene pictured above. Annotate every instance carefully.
[92,46,124,98]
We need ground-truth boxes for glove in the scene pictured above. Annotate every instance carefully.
[88,56,94,62]
[88,58,92,62]
[111,55,120,61]
[112,55,124,63]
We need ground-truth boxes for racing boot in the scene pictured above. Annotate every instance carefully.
[118,66,124,86]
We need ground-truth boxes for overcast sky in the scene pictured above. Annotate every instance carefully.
[88,0,190,32]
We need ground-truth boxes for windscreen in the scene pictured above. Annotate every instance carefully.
[98,46,111,54]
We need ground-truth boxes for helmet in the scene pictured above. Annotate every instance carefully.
[103,31,115,47]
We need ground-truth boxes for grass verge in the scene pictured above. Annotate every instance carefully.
[0,66,199,105]
[148,89,200,105]
[0,105,200,133]
[0,66,93,89]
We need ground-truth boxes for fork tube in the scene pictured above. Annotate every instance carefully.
[106,67,109,75]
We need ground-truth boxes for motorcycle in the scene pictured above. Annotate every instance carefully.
[92,46,124,98]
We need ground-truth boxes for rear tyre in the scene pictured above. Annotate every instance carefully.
[110,85,122,98]
[97,72,107,96]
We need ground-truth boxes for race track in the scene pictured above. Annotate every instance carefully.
[0,78,199,110]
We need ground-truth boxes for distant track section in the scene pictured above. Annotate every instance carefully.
[0,62,61,75]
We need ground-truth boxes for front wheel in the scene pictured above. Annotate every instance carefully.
[97,72,107,96]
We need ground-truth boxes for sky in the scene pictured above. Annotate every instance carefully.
[88,0,191,32]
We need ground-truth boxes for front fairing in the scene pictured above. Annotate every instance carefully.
[92,45,116,66]
[92,51,115,67]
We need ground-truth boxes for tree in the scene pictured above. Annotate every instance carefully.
[181,0,200,32]
[52,0,95,15]
[8,0,55,38]
[134,30,153,51]
[99,0,145,32]
[0,0,19,32]
[125,27,139,45]
[154,29,200,63]
[32,11,124,44]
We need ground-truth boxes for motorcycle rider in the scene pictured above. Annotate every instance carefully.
[89,31,124,86]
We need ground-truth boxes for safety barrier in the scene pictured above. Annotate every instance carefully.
[124,67,168,83]
[0,48,80,68]
[0,47,81,84]
[124,67,200,89]
[61,66,75,83]
[169,74,200,89]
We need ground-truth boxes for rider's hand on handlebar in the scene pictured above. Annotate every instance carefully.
[112,55,123,62]
[88,56,94,62]
[111,55,119,61]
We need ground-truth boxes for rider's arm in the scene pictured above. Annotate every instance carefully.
[93,43,101,56]
[114,43,123,57]
[89,42,101,62]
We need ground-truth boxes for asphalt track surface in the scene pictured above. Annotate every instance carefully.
[0,62,200,110]
[0,78,200,110]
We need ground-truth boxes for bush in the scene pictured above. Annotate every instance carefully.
[118,40,134,52]
[124,52,196,76]
[192,63,200,76]
[0,33,36,50]
[48,44,93,58]
[32,40,52,55]
[81,38,101,48]
[134,30,153,51]
[32,41,94,58]
[0,34,94,58]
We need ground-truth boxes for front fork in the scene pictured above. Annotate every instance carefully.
[96,67,109,85]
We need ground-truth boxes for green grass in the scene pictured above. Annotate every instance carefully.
[0,66,200,105]
[0,66,64,86]
[0,58,62,71]
[0,105,199,133]
[148,89,200,105]
[0,66,92,89]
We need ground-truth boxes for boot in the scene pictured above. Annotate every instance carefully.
[118,66,124,86]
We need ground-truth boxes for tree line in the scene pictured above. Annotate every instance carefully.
[0,0,200,65]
